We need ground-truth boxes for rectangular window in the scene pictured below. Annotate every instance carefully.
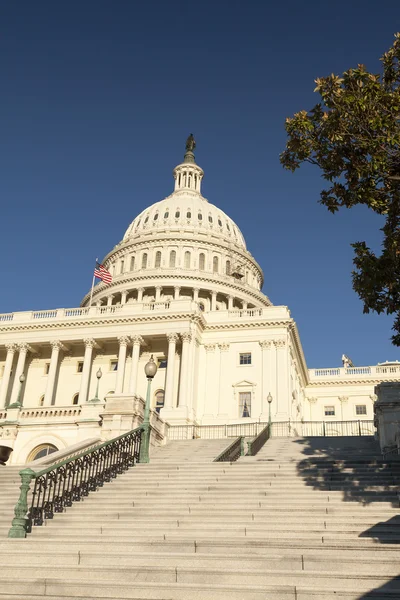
[44,363,50,375]
[77,361,84,373]
[157,358,167,369]
[324,406,335,416]
[356,405,367,416]
[239,353,252,365]
[110,360,118,371]
[239,392,251,418]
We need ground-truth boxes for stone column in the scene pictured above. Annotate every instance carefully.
[129,335,143,395]
[164,333,178,409]
[227,295,234,310]
[155,286,162,302]
[79,339,96,403]
[174,286,180,300]
[106,295,114,307]
[276,339,289,417]
[259,340,271,419]
[0,344,16,408]
[121,291,128,305]
[178,332,192,407]
[137,288,144,302]
[193,288,199,302]
[339,396,349,421]
[211,291,217,311]
[43,341,64,406]
[9,343,30,406]
[115,336,130,394]
[307,397,318,420]
[203,344,216,418]
[242,301,248,310]
[217,343,230,418]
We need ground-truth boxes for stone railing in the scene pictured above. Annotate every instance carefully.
[0,299,196,326]
[19,407,82,419]
[309,365,400,381]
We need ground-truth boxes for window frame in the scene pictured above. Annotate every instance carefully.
[239,391,251,418]
[324,406,336,417]
[355,404,367,416]
[239,352,252,366]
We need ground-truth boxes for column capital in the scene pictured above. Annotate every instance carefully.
[167,333,179,343]
[259,340,272,350]
[274,339,286,348]
[50,340,68,351]
[155,285,162,291]
[107,294,115,300]
[181,332,192,343]
[174,286,181,291]
[117,335,130,347]
[339,396,349,403]
[211,290,217,297]
[131,334,144,346]
[307,397,318,404]
[17,342,32,353]
[5,343,17,353]
[218,343,230,352]
[204,343,216,353]
[83,338,96,349]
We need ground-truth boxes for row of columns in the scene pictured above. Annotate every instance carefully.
[97,286,251,311]
[0,331,194,411]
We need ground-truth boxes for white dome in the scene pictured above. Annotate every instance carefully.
[123,190,247,250]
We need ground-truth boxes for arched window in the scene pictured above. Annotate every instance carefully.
[144,214,149,224]
[218,218,222,227]
[39,395,44,407]
[169,250,176,268]
[198,212,202,221]
[142,253,148,269]
[226,260,231,275]
[186,210,191,219]
[153,212,159,221]
[72,393,79,405]
[199,253,205,271]
[226,221,230,231]
[213,256,219,273]
[155,251,162,268]
[175,210,180,219]
[120,260,124,274]
[184,251,191,269]
[130,256,135,271]
[135,219,141,230]
[164,210,169,219]
[154,389,165,414]
[28,444,58,462]
[208,214,213,223]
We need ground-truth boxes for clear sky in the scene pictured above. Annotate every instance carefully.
[1,0,399,368]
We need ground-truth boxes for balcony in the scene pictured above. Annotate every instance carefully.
[309,365,400,382]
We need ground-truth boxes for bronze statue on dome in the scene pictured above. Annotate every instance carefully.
[185,133,196,152]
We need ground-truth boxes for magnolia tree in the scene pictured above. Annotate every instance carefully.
[281,34,400,344]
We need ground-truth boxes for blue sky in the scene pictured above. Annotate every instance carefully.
[1,0,399,368]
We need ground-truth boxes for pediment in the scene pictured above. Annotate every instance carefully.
[232,379,256,388]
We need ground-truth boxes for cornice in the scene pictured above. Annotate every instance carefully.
[0,312,203,336]
[307,377,400,387]
[205,319,291,331]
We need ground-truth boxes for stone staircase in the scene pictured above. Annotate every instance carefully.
[0,436,400,598]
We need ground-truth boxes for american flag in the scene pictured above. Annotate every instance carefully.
[94,263,112,284]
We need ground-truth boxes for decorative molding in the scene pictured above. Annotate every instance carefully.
[131,335,144,346]
[83,338,96,349]
[338,396,349,403]
[5,343,17,353]
[307,397,318,404]
[218,343,230,352]
[181,332,192,343]
[259,340,272,350]
[204,343,216,353]
[117,336,130,347]
[50,340,68,352]
[167,333,179,344]
[274,339,286,349]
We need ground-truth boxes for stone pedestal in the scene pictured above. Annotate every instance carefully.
[76,400,105,441]
[374,382,400,451]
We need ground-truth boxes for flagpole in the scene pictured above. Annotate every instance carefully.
[89,257,98,307]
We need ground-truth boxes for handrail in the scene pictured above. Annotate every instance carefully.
[214,436,244,462]
[382,445,400,460]
[8,426,143,538]
[247,423,271,456]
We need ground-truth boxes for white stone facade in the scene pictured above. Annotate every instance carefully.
[1,143,399,464]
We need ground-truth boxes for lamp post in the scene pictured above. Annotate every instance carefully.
[267,392,273,427]
[139,355,158,463]
[89,368,102,402]
[8,374,26,409]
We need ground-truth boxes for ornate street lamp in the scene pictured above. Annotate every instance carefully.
[8,373,26,409]
[139,355,158,463]
[267,392,273,427]
[89,368,102,402]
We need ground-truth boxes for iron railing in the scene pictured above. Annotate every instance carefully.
[214,437,244,462]
[382,445,400,460]
[8,427,142,538]
[167,420,375,441]
[271,420,375,438]
[247,423,271,456]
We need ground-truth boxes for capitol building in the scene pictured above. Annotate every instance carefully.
[1,138,399,465]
